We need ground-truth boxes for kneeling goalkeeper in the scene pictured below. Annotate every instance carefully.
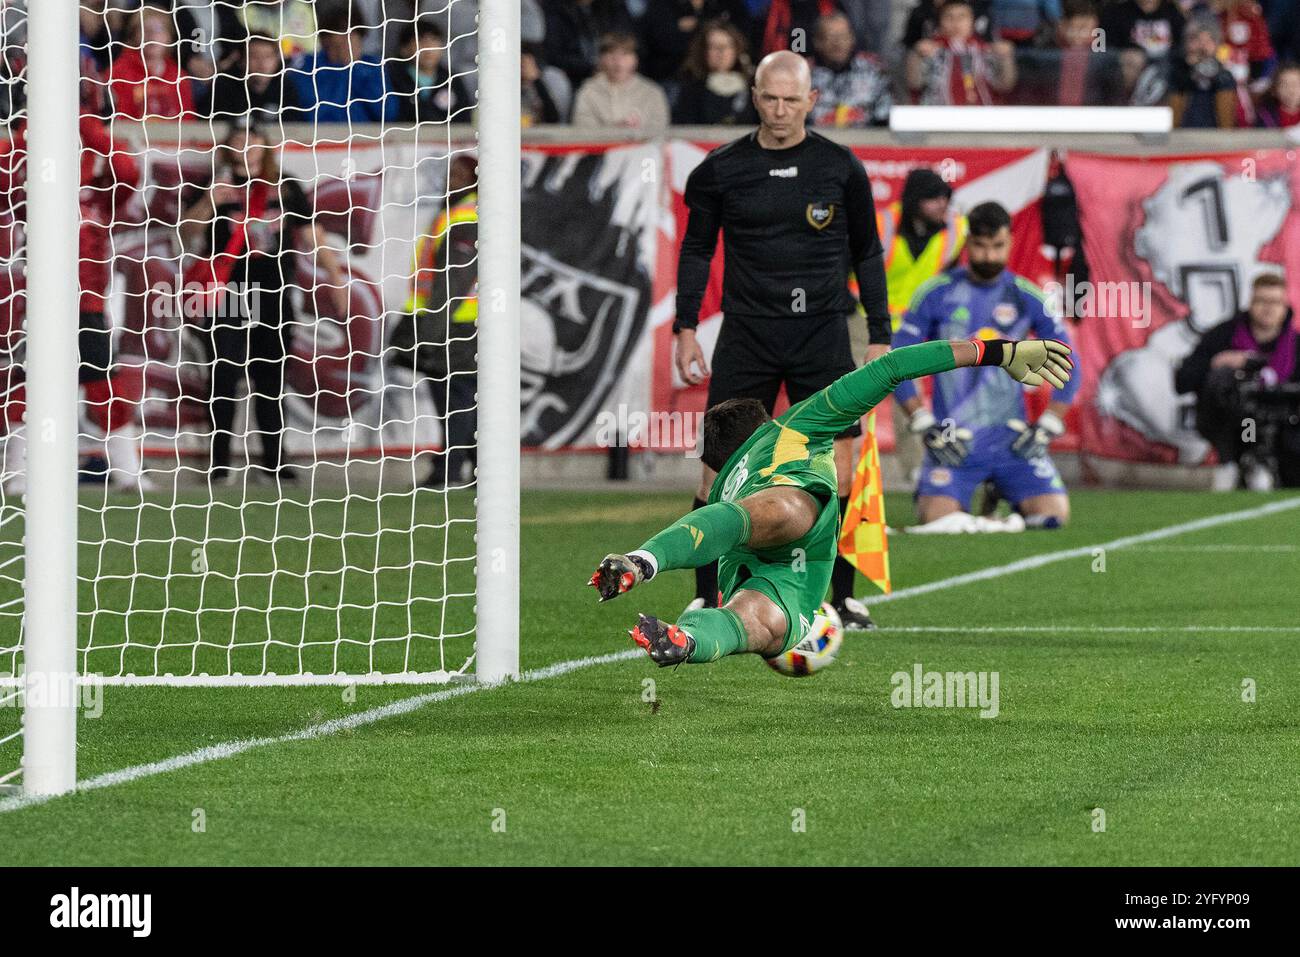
[589,338,1072,667]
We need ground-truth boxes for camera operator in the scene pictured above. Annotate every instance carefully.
[1175,273,1300,489]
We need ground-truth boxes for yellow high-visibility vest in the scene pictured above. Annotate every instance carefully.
[406,191,478,323]
[876,203,967,330]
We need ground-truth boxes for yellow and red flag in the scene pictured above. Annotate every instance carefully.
[837,410,891,594]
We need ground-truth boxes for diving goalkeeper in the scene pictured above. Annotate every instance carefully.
[589,338,1072,667]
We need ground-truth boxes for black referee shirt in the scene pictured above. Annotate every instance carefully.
[674,129,890,343]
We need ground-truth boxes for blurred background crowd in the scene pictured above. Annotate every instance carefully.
[0,0,1297,133]
[528,0,1300,130]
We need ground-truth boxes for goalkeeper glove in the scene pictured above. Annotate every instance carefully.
[977,338,1073,388]
[1008,410,1066,460]
[909,407,973,468]
[589,552,655,602]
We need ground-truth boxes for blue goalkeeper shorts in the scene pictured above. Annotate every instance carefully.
[916,451,1066,512]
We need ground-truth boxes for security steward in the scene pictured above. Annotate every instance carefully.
[872,167,968,481]
[395,155,480,488]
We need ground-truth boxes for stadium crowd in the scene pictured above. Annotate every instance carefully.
[525,0,1300,129]
[0,0,479,125]
[0,1,1295,130]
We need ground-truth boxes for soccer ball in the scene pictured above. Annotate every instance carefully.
[765,602,843,677]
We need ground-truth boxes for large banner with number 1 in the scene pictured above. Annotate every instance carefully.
[1066,151,1300,465]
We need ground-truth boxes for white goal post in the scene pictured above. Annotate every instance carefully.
[474,0,521,686]
[7,0,520,798]
[19,0,81,797]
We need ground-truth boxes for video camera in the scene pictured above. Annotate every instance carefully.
[1233,359,1300,486]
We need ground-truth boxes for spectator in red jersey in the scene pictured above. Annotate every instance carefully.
[1213,0,1275,125]
[0,113,149,493]
[907,0,1017,104]
[108,4,197,120]
[76,113,150,490]
[903,0,993,48]
[672,19,757,124]
[806,11,892,126]
[1256,62,1300,128]
[759,0,841,56]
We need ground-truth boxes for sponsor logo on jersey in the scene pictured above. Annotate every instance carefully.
[993,302,1019,327]
[928,467,952,487]
[806,202,834,230]
[769,166,798,178]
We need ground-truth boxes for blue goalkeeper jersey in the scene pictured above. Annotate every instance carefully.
[892,266,1079,461]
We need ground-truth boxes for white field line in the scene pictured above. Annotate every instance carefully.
[0,649,641,815]
[872,496,1300,606]
[0,671,464,689]
[1124,544,1298,552]
[1,496,1295,813]
[875,625,1300,634]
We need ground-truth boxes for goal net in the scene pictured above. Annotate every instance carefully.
[0,0,519,796]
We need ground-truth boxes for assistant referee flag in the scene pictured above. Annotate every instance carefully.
[838,411,891,595]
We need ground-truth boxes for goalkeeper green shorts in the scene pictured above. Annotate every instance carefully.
[716,505,838,654]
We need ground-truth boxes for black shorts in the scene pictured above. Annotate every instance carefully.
[707,313,860,438]
[78,311,111,384]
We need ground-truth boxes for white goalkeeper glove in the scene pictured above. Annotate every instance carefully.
[997,339,1073,388]
[909,408,973,468]
[1008,410,1066,460]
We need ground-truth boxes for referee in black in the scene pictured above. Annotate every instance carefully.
[674,49,891,630]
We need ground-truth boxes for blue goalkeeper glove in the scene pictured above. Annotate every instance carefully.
[1008,411,1066,460]
[909,408,973,468]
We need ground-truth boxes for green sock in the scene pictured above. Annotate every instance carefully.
[634,501,750,576]
[678,607,749,663]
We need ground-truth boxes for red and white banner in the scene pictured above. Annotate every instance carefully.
[1066,150,1300,464]
[22,137,1291,466]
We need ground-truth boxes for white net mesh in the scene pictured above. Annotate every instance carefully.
[0,0,481,761]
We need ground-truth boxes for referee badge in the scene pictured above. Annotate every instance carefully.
[806,202,835,230]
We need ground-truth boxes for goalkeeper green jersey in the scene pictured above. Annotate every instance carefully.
[706,340,958,644]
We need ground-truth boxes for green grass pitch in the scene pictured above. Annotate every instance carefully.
[1,488,1297,865]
